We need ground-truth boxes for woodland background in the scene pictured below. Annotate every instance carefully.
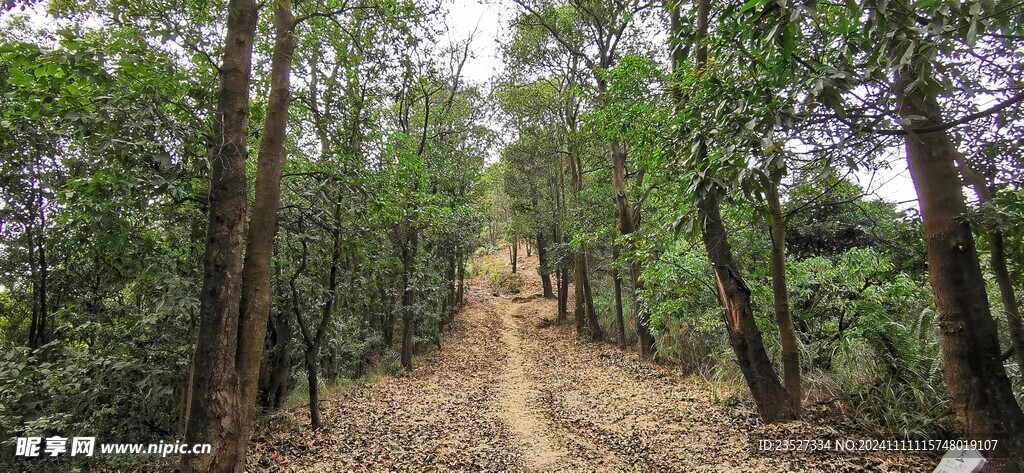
[0,0,1022,470]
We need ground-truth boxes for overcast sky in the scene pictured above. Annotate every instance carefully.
[444,0,506,86]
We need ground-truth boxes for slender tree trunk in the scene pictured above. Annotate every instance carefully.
[457,251,465,307]
[445,253,457,322]
[896,69,1024,468]
[292,236,337,432]
[27,218,39,349]
[612,244,627,349]
[305,346,320,430]
[401,307,415,370]
[989,230,1024,373]
[955,159,1024,375]
[182,0,258,470]
[767,175,801,411]
[604,99,653,356]
[511,240,518,274]
[260,310,291,409]
[573,254,586,335]
[699,195,799,422]
[581,248,602,341]
[37,216,47,349]
[236,0,295,462]
[381,285,394,348]
[565,139,594,337]
[400,231,418,371]
[558,269,569,321]
[28,213,48,350]
[664,0,795,423]
[537,231,554,298]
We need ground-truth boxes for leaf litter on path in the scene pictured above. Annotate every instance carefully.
[249,249,939,472]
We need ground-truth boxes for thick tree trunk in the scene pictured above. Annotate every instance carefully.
[182,0,258,470]
[896,70,1024,468]
[612,244,627,349]
[699,194,798,423]
[767,175,801,411]
[236,0,295,462]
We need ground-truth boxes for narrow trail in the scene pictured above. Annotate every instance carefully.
[251,248,939,472]
[495,300,570,470]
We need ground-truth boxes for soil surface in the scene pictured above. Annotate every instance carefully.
[250,249,940,472]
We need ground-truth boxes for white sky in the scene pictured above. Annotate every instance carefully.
[444,0,507,86]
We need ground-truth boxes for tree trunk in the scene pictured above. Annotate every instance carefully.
[537,231,554,298]
[445,253,457,322]
[305,346,321,430]
[627,262,652,355]
[236,0,295,462]
[456,251,465,307]
[381,285,394,348]
[27,219,39,349]
[605,104,653,356]
[954,158,1024,375]
[989,230,1024,374]
[28,216,48,350]
[182,0,258,470]
[558,268,569,321]
[612,244,627,349]
[260,310,291,409]
[767,174,801,411]
[511,240,518,274]
[698,195,799,422]
[401,307,415,371]
[581,248,602,341]
[400,231,418,371]
[573,253,586,335]
[896,69,1024,467]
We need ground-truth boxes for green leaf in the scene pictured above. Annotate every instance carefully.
[740,0,770,13]
[910,0,941,9]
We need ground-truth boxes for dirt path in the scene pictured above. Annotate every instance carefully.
[495,299,570,470]
[250,248,939,472]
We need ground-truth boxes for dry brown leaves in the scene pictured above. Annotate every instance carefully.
[248,249,939,472]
